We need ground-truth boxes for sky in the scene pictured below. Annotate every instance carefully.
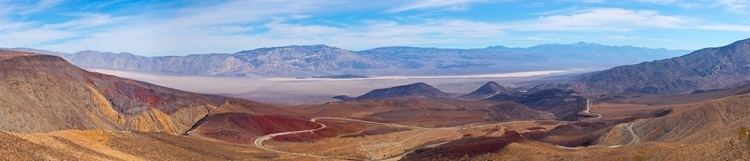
[1,0,749,56]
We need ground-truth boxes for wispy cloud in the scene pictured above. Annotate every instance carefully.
[713,0,750,14]
[698,24,750,33]
[389,0,485,12]
[0,0,749,55]
[516,8,689,31]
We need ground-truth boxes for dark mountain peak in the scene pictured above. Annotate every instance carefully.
[721,38,750,51]
[526,88,577,98]
[332,95,354,101]
[355,82,449,100]
[459,81,512,99]
[485,88,584,120]
[482,81,501,87]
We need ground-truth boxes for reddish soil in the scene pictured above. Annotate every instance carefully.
[401,130,542,161]
[114,82,162,106]
[529,122,610,147]
[190,113,320,144]
[341,126,409,138]
[271,120,369,142]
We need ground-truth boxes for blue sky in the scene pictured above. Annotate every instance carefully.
[1,0,749,56]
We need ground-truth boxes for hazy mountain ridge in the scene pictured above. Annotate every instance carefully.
[569,38,750,95]
[4,42,689,77]
[359,42,689,75]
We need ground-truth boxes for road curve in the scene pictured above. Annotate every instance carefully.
[580,99,602,119]
[625,122,639,144]
[252,117,557,160]
[555,101,644,150]
[252,117,433,160]
[557,122,640,150]
[252,119,328,159]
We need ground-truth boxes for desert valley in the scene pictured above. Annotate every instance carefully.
[2,1,750,161]
[2,38,750,160]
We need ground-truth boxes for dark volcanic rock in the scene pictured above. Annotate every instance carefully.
[570,38,750,95]
[487,89,586,120]
[332,95,355,101]
[355,82,449,100]
[459,81,512,99]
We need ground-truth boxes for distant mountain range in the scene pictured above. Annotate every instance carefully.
[568,38,750,95]
[5,42,689,77]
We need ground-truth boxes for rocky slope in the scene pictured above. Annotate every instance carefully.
[8,42,688,77]
[459,81,513,99]
[0,129,302,161]
[355,82,449,100]
[570,38,750,95]
[0,50,230,134]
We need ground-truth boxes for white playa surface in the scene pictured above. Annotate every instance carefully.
[89,69,583,105]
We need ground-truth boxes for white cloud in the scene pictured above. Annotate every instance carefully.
[713,0,750,14]
[390,0,485,12]
[698,24,750,33]
[514,8,689,31]
[1,0,749,55]
[14,0,65,15]
[31,5,748,55]
[0,28,73,47]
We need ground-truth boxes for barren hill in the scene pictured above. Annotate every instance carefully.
[355,82,449,100]
[0,50,228,134]
[459,81,513,99]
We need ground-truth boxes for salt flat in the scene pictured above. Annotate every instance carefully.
[90,68,585,105]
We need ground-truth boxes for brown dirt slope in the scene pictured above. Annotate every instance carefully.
[0,50,232,134]
[3,130,306,161]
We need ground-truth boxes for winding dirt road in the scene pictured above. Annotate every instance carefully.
[625,122,639,144]
[252,120,328,159]
[252,117,434,160]
[556,100,642,150]
[252,101,633,159]
[580,99,602,119]
[253,117,549,160]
